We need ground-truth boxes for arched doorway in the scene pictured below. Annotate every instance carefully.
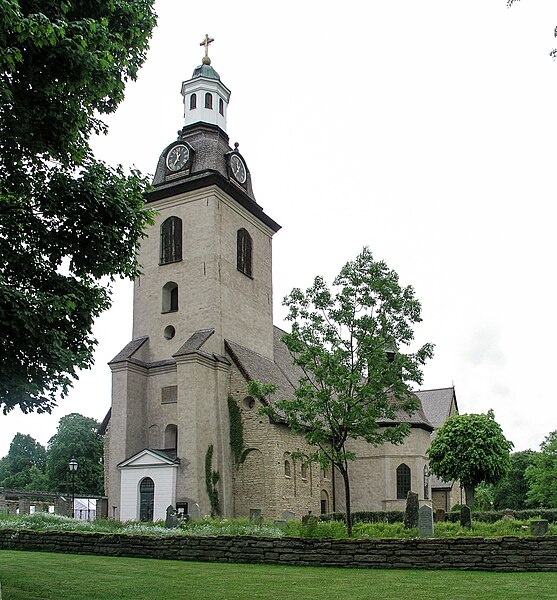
[139,477,155,521]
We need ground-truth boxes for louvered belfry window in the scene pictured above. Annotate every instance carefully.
[237,228,252,277]
[160,217,182,264]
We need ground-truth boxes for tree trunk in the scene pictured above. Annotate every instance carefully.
[464,483,475,510]
[340,467,352,537]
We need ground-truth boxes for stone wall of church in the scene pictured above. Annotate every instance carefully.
[133,187,276,363]
[336,428,432,513]
[229,365,333,520]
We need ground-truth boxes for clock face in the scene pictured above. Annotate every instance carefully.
[230,154,247,184]
[166,144,189,172]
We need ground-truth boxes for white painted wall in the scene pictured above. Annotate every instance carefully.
[119,465,178,522]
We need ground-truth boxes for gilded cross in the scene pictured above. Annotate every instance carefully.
[200,34,214,63]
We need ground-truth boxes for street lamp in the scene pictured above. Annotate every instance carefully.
[68,457,78,518]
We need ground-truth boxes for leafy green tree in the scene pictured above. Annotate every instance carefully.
[492,450,538,510]
[525,431,557,508]
[0,433,48,490]
[428,410,513,509]
[0,0,157,414]
[46,413,104,495]
[249,247,434,535]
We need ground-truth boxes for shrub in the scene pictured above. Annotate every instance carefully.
[320,511,404,524]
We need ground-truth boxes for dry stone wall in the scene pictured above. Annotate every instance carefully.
[1,530,556,572]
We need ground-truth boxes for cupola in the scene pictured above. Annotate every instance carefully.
[180,34,231,132]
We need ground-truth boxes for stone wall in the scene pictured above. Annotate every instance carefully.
[1,530,556,572]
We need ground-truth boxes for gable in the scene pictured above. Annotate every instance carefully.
[117,448,179,469]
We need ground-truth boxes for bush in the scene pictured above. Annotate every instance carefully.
[446,508,557,524]
[320,511,404,524]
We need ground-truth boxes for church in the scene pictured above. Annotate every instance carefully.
[101,37,460,522]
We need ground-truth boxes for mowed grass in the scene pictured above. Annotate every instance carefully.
[1,550,556,600]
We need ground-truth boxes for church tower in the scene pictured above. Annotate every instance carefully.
[105,37,280,521]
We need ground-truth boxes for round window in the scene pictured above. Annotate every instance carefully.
[164,325,176,340]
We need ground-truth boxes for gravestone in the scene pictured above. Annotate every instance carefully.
[434,509,446,523]
[418,505,434,538]
[502,508,515,520]
[281,510,295,521]
[404,491,419,529]
[460,505,472,528]
[165,505,179,528]
[249,509,262,524]
[530,520,549,535]
[189,503,201,520]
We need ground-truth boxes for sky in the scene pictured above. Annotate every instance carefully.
[2,0,557,458]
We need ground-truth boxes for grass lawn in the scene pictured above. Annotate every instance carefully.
[1,550,556,599]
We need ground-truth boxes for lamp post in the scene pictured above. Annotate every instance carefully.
[68,457,78,518]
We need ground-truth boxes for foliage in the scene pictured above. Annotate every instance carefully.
[474,481,495,511]
[0,433,48,489]
[227,395,244,464]
[447,508,557,524]
[0,0,157,414]
[4,512,557,540]
[404,491,419,529]
[428,410,513,509]
[204,445,220,517]
[320,510,404,524]
[525,431,557,508]
[249,247,433,534]
[492,450,538,510]
[45,413,104,495]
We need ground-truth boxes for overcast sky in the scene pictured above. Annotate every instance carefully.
[2,0,557,458]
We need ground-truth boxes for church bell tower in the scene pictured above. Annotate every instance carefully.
[105,37,281,522]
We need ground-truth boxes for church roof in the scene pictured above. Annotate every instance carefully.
[414,387,457,429]
[191,63,221,80]
[225,326,433,431]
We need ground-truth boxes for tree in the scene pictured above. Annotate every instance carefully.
[507,0,557,58]
[45,413,104,495]
[249,247,434,535]
[492,450,538,510]
[428,410,513,509]
[0,433,48,490]
[525,431,557,508]
[0,1,157,414]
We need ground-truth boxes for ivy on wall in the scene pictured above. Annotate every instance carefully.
[205,444,220,517]
[227,395,244,465]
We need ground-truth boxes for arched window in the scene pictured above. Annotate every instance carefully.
[162,282,178,313]
[284,460,291,477]
[160,216,182,264]
[301,462,308,480]
[423,464,430,500]
[139,477,155,522]
[219,98,224,115]
[165,424,178,452]
[205,92,213,109]
[237,228,252,277]
[396,463,411,499]
[190,93,197,110]
[320,490,329,515]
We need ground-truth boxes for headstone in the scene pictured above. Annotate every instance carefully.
[165,505,179,528]
[434,509,446,523]
[418,505,434,538]
[189,503,201,520]
[301,510,313,526]
[530,520,549,536]
[281,510,295,521]
[460,505,472,528]
[502,508,515,520]
[404,491,419,529]
[249,509,262,524]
